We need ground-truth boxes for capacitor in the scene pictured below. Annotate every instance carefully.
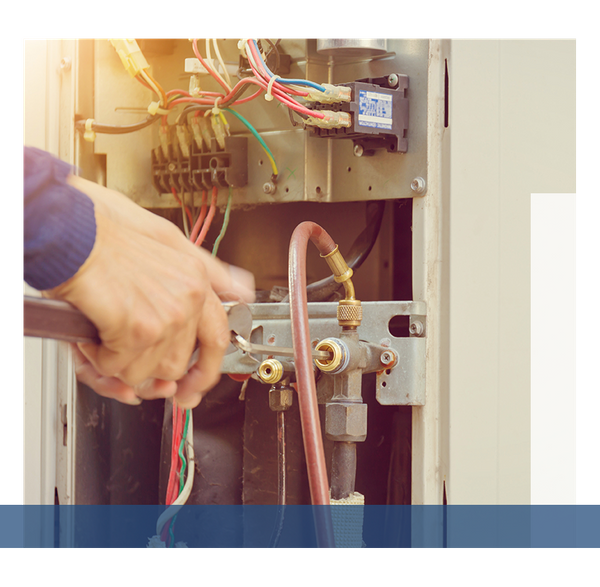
[317,37,388,57]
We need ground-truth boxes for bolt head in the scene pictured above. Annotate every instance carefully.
[269,386,293,412]
[263,182,276,195]
[380,351,394,366]
[353,144,364,157]
[167,163,176,172]
[411,177,426,194]
[325,402,368,442]
[409,321,424,336]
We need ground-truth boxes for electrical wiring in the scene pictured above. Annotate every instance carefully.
[192,38,231,94]
[165,402,184,506]
[171,188,193,235]
[83,37,325,139]
[222,107,278,178]
[190,189,208,243]
[213,37,231,88]
[156,408,195,537]
[212,186,233,257]
[244,41,324,119]
[195,186,218,247]
[250,39,326,92]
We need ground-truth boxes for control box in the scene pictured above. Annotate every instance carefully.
[308,75,409,155]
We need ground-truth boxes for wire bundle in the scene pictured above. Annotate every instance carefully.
[77,37,330,179]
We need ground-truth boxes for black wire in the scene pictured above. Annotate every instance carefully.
[306,200,385,301]
[264,39,281,74]
[75,114,160,135]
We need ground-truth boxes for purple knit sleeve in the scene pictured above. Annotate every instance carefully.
[24,147,97,290]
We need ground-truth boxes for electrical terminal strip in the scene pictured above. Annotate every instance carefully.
[304,111,351,129]
[190,117,213,150]
[159,125,171,159]
[176,125,192,159]
[109,39,149,77]
[210,115,227,150]
[304,83,352,104]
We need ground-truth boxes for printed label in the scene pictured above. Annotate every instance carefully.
[358,90,393,130]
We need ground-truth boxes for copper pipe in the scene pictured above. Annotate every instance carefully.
[288,221,336,547]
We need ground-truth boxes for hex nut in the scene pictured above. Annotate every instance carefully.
[410,177,426,194]
[325,402,368,442]
[269,385,293,412]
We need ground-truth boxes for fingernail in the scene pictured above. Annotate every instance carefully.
[123,396,143,406]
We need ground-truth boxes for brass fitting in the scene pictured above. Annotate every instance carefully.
[321,245,362,328]
[321,246,356,301]
[314,338,348,374]
[337,299,363,328]
[258,359,284,384]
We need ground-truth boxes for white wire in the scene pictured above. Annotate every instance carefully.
[212,38,232,88]
[155,410,195,536]
[202,38,231,92]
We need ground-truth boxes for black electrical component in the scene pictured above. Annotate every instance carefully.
[308,74,409,156]
[151,134,248,194]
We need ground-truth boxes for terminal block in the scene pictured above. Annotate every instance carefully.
[151,128,248,194]
[307,74,409,155]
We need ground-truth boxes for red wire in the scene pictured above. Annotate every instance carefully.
[165,402,183,505]
[192,39,231,93]
[243,46,323,118]
[190,189,208,242]
[195,186,218,247]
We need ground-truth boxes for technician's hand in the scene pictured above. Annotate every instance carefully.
[45,175,255,409]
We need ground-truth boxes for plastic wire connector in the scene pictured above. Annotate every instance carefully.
[176,125,191,158]
[83,119,96,142]
[237,38,253,59]
[148,101,169,116]
[304,83,352,104]
[304,111,351,129]
[265,75,281,101]
[159,125,171,159]
[109,39,149,78]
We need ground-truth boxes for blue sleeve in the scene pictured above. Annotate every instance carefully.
[24,147,97,291]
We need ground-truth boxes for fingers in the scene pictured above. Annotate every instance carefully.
[72,345,141,405]
[78,316,198,386]
[72,345,178,403]
[188,248,256,304]
[174,290,231,409]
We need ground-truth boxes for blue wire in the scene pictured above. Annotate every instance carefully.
[251,40,326,92]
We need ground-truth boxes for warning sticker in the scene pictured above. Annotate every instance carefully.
[358,90,393,130]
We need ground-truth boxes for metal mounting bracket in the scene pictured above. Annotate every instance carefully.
[221,301,427,406]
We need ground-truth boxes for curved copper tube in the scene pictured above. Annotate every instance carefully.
[288,221,336,547]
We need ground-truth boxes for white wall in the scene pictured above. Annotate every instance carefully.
[446,40,576,505]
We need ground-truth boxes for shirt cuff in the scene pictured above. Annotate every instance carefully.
[24,147,97,291]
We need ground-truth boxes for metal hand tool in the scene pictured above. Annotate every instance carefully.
[230,333,331,361]
[23,295,253,355]
[23,296,332,362]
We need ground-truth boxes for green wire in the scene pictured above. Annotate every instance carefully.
[222,107,278,176]
[168,408,191,547]
[212,186,233,257]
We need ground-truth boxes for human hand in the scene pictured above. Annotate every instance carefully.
[46,175,254,408]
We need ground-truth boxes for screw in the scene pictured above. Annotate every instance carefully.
[168,163,176,172]
[410,177,426,194]
[353,144,364,157]
[387,73,399,88]
[263,181,277,195]
[380,351,394,366]
[409,321,424,336]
